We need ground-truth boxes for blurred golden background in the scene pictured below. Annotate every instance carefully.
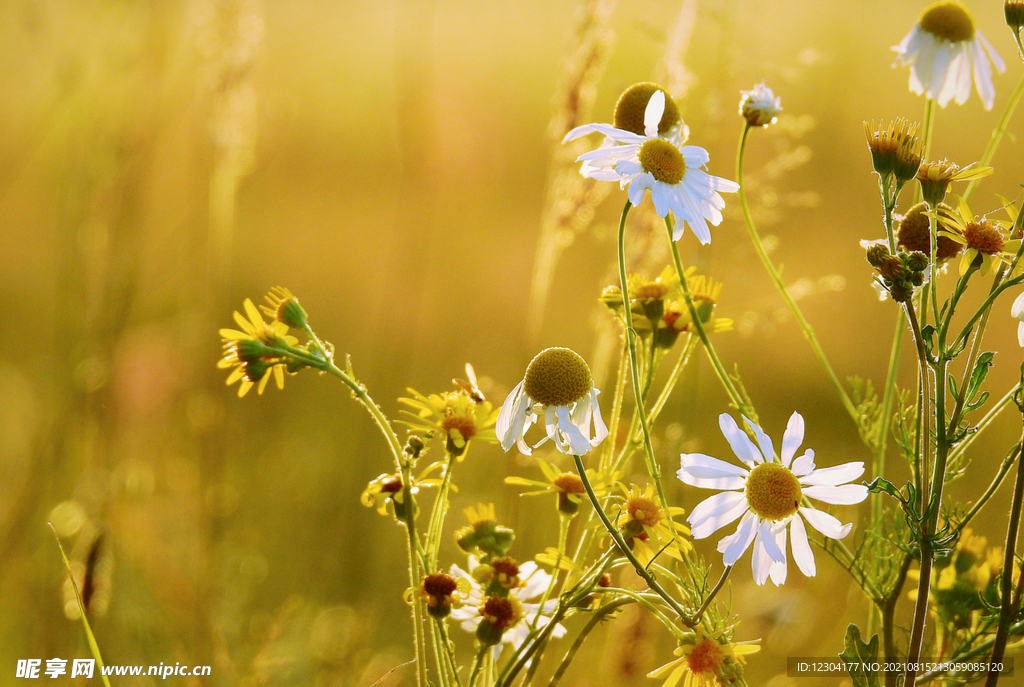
[3,0,1024,685]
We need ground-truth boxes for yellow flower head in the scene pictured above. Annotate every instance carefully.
[934,194,1021,276]
[217,298,300,397]
[616,484,691,568]
[454,503,515,560]
[647,626,760,687]
[399,378,499,458]
[505,458,619,516]
[360,462,447,518]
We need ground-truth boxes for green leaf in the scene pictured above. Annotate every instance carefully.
[840,624,880,687]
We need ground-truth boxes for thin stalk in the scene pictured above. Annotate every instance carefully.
[736,123,857,422]
[435,619,463,687]
[965,73,1024,202]
[428,620,452,687]
[615,202,671,506]
[530,515,570,633]
[949,385,1016,464]
[959,444,1021,532]
[874,310,904,531]
[467,647,486,687]
[426,452,458,569]
[882,554,913,687]
[572,453,693,626]
[984,424,1024,687]
[920,98,936,169]
[664,221,752,418]
[548,599,634,687]
[692,566,731,623]
[598,337,629,472]
[399,463,429,687]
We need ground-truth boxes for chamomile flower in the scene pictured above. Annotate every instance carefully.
[449,556,566,653]
[647,626,760,687]
[567,89,738,244]
[497,348,608,456]
[678,412,868,586]
[893,1,1005,110]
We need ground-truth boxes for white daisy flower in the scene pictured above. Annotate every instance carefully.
[739,82,782,128]
[565,89,738,245]
[497,347,607,456]
[449,557,566,654]
[678,412,869,586]
[893,1,1005,110]
[1011,291,1024,346]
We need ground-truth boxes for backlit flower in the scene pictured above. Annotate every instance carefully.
[616,484,692,568]
[217,298,300,397]
[360,463,447,518]
[934,195,1021,275]
[1011,291,1024,346]
[739,82,782,128]
[678,412,868,586]
[504,458,618,515]
[497,348,607,456]
[399,383,498,458]
[566,89,738,244]
[893,1,1005,110]
[647,626,760,687]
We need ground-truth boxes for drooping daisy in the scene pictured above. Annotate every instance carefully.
[893,1,1005,110]
[566,89,739,244]
[647,626,760,687]
[678,412,868,586]
[496,347,607,456]
[449,556,566,653]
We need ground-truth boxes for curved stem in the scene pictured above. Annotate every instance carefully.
[548,599,633,687]
[735,123,857,423]
[958,444,1021,531]
[615,202,670,503]
[426,452,458,569]
[663,221,752,418]
[965,73,1024,202]
[692,566,731,624]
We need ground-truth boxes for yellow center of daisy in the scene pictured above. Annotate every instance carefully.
[963,221,1005,255]
[686,637,725,674]
[638,139,685,184]
[553,473,586,494]
[627,495,663,527]
[920,1,975,42]
[745,462,802,521]
[523,347,593,407]
[614,82,682,137]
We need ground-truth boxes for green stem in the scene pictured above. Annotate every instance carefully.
[873,311,904,530]
[615,202,670,503]
[948,385,1016,465]
[735,123,857,423]
[435,619,463,687]
[530,515,569,633]
[399,463,429,687]
[965,73,1024,202]
[984,424,1024,686]
[958,444,1021,531]
[663,220,752,418]
[467,647,486,687]
[426,453,458,569]
[548,599,634,687]
[692,565,731,623]
[598,337,629,473]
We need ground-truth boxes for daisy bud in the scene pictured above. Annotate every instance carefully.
[1008,0,1024,33]
[879,256,907,282]
[261,286,308,329]
[917,159,958,208]
[890,281,915,303]
[864,119,920,182]
[739,82,782,128]
[421,572,460,619]
[905,251,929,273]
[865,244,891,268]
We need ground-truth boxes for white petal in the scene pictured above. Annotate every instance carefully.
[746,416,775,463]
[627,173,653,206]
[1011,291,1024,319]
[719,511,758,565]
[678,453,748,490]
[719,414,763,466]
[497,382,529,451]
[790,514,816,577]
[769,527,788,586]
[587,388,608,446]
[644,89,666,138]
[562,123,603,143]
[780,412,805,467]
[804,484,869,505]
[971,36,995,110]
[791,449,816,476]
[556,405,591,455]
[750,530,773,585]
[800,507,852,540]
[929,41,955,106]
[688,491,749,539]
[758,519,786,563]
[800,461,864,487]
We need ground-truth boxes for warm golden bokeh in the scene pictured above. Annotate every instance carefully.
[3,1,1024,685]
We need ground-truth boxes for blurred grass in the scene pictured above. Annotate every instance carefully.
[3,0,1024,685]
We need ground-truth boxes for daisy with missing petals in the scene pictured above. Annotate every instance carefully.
[497,347,607,456]
[566,89,738,245]
[647,626,760,687]
[678,412,868,586]
[893,1,1005,110]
